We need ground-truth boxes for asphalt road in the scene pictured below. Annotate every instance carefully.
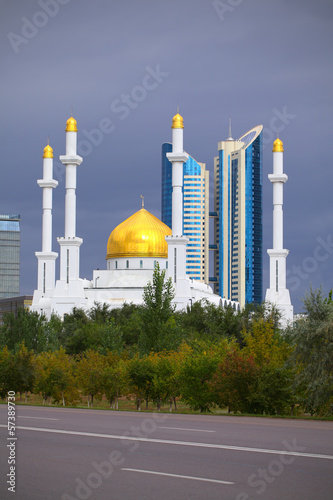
[0,404,332,500]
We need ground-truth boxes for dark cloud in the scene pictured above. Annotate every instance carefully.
[1,0,332,312]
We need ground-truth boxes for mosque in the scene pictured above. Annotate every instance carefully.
[31,112,239,319]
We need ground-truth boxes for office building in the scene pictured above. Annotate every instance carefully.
[0,295,32,326]
[162,143,209,283]
[0,214,20,298]
[212,124,263,307]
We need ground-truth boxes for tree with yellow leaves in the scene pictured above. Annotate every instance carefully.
[75,349,106,407]
[34,348,78,406]
[102,352,129,409]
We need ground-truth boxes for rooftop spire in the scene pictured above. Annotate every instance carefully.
[140,194,144,208]
[226,117,234,141]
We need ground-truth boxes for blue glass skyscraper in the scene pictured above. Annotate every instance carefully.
[162,143,209,283]
[212,126,263,306]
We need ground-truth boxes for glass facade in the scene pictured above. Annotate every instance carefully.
[231,157,239,301]
[0,215,20,298]
[218,150,224,297]
[161,143,173,230]
[161,143,209,283]
[213,126,262,306]
[244,134,262,304]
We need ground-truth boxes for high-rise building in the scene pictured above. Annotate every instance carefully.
[0,214,20,298]
[162,143,209,283]
[212,125,263,307]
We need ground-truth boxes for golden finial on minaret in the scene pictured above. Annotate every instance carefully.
[43,137,53,158]
[272,137,284,152]
[171,108,184,129]
[66,113,77,132]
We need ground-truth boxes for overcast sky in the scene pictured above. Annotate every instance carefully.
[1,0,332,312]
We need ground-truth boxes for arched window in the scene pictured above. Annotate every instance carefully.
[126,260,129,269]
[140,260,143,269]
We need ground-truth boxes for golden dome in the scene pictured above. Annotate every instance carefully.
[272,137,284,152]
[171,112,184,129]
[43,144,53,158]
[66,116,78,132]
[106,208,172,259]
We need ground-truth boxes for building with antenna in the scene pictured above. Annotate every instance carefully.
[212,123,263,308]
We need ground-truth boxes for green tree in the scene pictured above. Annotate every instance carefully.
[164,349,185,411]
[76,350,106,407]
[149,352,176,411]
[102,352,129,409]
[11,343,35,402]
[211,348,294,415]
[249,365,294,415]
[44,314,62,351]
[139,263,180,354]
[34,352,54,404]
[240,302,281,335]
[176,301,209,337]
[99,319,124,354]
[208,303,243,343]
[242,318,292,367]
[1,308,48,352]
[288,287,333,415]
[0,343,35,402]
[175,301,244,344]
[34,349,78,406]
[59,306,124,355]
[110,303,142,347]
[128,355,156,410]
[58,308,90,354]
[179,342,226,412]
[0,346,13,398]
[211,348,259,413]
[88,302,112,323]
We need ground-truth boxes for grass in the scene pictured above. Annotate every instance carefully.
[1,393,332,420]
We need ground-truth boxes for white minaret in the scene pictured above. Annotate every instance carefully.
[34,143,58,295]
[265,138,293,326]
[56,116,83,295]
[165,112,189,295]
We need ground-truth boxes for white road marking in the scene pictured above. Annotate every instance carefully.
[121,468,234,485]
[18,416,59,421]
[0,425,332,460]
[158,426,215,433]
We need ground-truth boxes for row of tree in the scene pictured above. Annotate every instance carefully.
[0,321,294,414]
[0,311,331,415]
[0,266,332,416]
